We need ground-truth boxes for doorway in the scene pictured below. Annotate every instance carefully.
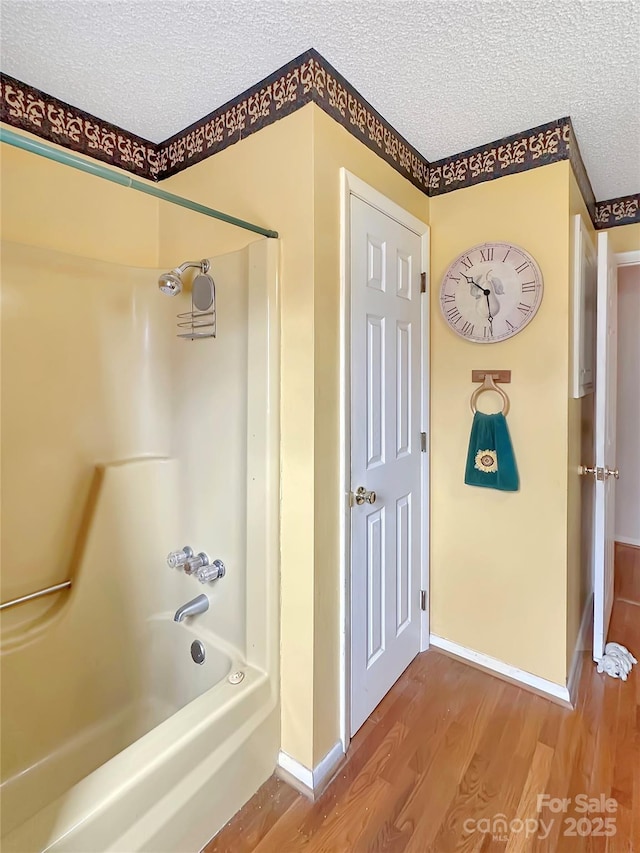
[614,256,640,551]
[613,254,640,611]
[588,246,640,660]
[340,171,429,744]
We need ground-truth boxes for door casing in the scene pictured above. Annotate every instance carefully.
[339,169,430,751]
[587,249,639,660]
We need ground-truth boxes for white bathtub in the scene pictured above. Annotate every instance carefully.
[2,616,246,834]
[2,619,277,852]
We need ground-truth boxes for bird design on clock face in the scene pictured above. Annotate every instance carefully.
[439,242,544,343]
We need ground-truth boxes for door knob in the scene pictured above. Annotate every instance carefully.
[579,466,619,481]
[354,486,376,505]
[579,466,599,479]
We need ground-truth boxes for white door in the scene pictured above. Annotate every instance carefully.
[593,231,618,661]
[350,195,424,735]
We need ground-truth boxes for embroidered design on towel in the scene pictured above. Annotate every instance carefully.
[475,449,498,473]
[464,412,519,491]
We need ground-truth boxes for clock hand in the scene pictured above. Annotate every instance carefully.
[461,272,490,296]
[486,293,494,335]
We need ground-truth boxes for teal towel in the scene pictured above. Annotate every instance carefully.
[464,412,519,491]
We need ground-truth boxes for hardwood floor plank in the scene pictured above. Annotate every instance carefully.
[395,680,507,851]
[430,688,525,853]
[503,741,554,853]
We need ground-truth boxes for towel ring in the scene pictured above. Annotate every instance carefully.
[470,374,510,416]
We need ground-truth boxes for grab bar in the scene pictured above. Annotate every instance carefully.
[0,580,72,611]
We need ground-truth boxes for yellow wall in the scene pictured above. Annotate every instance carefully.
[311,107,428,761]
[0,142,158,265]
[161,104,429,766]
[607,223,640,255]
[430,162,571,686]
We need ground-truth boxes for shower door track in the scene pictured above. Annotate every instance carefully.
[0,127,279,240]
[0,580,72,611]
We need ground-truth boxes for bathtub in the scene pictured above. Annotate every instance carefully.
[2,618,277,853]
[1,238,281,851]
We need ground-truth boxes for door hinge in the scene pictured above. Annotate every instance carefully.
[420,590,427,611]
[420,272,427,293]
[420,432,427,452]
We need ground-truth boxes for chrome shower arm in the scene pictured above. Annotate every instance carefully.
[176,259,210,275]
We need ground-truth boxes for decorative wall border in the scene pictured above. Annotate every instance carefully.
[156,49,430,193]
[594,194,640,229]
[156,51,316,180]
[1,53,638,229]
[429,118,571,196]
[303,52,429,194]
[0,73,158,179]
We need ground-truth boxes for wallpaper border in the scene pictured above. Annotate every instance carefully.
[0,72,158,179]
[594,194,640,229]
[1,54,638,229]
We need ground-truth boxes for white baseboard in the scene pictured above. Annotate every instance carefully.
[429,634,572,705]
[615,536,640,548]
[567,593,593,706]
[276,740,344,800]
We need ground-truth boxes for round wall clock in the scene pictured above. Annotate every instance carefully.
[439,242,544,343]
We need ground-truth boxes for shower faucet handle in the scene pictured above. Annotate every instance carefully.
[196,559,226,584]
[185,552,211,575]
[167,546,194,569]
[167,548,223,580]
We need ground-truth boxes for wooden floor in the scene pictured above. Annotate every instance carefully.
[205,600,639,852]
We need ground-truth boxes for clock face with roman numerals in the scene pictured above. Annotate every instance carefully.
[440,242,543,343]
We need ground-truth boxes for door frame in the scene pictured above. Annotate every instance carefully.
[339,169,430,751]
[616,251,640,268]
[612,248,640,550]
[589,247,640,659]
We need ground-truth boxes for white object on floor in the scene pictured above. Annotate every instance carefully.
[596,642,638,681]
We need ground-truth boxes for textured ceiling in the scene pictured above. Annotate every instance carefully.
[1,0,639,200]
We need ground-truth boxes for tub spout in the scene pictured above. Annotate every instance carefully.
[174,593,209,622]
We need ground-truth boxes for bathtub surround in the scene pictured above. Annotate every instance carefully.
[1,142,281,852]
[1,50,638,228]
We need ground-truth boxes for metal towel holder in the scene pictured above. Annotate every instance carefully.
[470,370,511,416]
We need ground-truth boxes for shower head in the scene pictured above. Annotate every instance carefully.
[158,270,183,296]
[157,259,210,296]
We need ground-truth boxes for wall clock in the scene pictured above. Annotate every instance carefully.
[440,242,544,343]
